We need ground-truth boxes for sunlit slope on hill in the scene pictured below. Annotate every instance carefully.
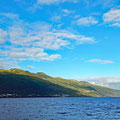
[0,68,120,97]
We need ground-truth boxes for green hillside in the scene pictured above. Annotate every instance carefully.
[0,68,120,97]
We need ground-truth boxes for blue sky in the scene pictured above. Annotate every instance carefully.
[1,0,120,86]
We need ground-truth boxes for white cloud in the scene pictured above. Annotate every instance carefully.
[48,30,95,44]
[0,12,96,67]
[74,15,81,19]
[0,13,19,19]
[50,9,74,22]
[0,18,95,48]
[75,16,98,26]
[27,66,35,69]
[78,76,120,90]
[30,0,77,11]
[0,29,7,44]
[88,59,114,64]
[0,47,61,61]
[0,13,22,26]
[103,9,120,26]
[50,15,61,21]
[36,0,78,5]
[62,9,74,16]
[0,58,19,69]
[39,54,61,61]
[84,0,119,9]
[76,35,95,44]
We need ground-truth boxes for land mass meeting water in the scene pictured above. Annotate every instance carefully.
[0,68,120,98]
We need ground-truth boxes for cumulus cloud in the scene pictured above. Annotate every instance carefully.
[0,12,96,68]
[88,59,114,64]
[75,16,98,26]
[103,9,120,27]
[0,47,61,61]
[78,76,120,90]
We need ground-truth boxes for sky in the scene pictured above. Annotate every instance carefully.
[1,0,120,89]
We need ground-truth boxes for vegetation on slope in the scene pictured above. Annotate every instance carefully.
[0,68,120,97]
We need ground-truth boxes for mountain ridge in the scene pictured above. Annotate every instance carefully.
[0,68,120,98]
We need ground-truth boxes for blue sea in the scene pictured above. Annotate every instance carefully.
[0,97,120,120]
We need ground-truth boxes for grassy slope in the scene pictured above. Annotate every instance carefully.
[0,68,120,97]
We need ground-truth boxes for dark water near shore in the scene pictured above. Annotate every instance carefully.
[0,97,120,120]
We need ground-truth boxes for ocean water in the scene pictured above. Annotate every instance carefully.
[0,97,120,120]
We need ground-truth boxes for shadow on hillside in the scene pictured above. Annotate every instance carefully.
[0,73,88,97]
